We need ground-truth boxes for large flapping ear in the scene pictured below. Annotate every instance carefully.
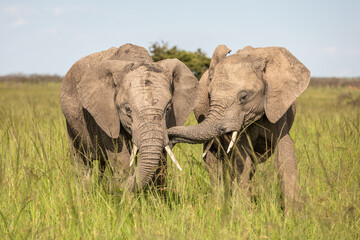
[157,59,199,127]
[77,60,135,138]
[248,47,311,123]
[208,45,231,81]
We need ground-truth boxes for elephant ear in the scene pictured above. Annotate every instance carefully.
[77,60,135,138]
[260,47,311,123]
[158,59,199,127]
[208,45,231,81]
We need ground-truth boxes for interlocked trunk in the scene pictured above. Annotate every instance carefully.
[169,105,227,144]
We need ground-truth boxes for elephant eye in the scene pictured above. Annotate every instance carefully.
[119,102,133,121]
[165,102,172,113]
[238,90,248,104]
[124,104,132,118]
[125,106,131,113]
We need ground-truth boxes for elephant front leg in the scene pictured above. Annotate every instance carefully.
[68,140,92,186]
[232,143,255,202]
[274,133,301,213]
[65,122,93,188]
[204,143,223,188]
[106,146,133,180]
[102,134,135,193]
[234,153,252,199]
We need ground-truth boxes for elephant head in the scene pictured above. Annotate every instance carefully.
[76,44,198,190]
[168,44,310,147]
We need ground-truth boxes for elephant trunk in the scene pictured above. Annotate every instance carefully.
[125,120,165,191]
[134,137,163,189]
[168,105,228,144]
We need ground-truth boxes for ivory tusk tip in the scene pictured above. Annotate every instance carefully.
[202,139,214,158]
[129,144,138,166]
[165,145,182,171]
[226,131,238,154]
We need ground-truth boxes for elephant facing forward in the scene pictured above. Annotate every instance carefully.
[60,43,198,191]
[168,45,310,212]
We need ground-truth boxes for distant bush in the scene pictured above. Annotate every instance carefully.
[310,77,360,88]
[1,68,360,88]
[149,41,211,79]
[0,74,63,83]
[2,74,360,88]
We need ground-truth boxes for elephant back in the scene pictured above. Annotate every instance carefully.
[110,43,153,63]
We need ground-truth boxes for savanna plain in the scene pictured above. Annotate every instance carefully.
[0,82,359,239]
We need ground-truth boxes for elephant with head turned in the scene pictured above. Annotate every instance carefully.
[60,43,198,191]
[168,45,310,211]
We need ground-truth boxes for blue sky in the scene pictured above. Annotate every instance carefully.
[1,0,359,77]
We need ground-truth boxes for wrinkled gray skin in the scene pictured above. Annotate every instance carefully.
[168,45,310,211]
[60,43,198,191]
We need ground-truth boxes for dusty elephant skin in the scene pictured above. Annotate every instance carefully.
[60,43,198,191]
[168,44,311,212]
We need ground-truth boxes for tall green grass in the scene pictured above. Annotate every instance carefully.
[0,83,359,239]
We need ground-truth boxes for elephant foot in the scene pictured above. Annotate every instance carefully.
[284,198,303,216]
[106,175,135,195]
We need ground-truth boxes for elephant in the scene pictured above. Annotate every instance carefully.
[168,45,310,211]
[60,43,198,191]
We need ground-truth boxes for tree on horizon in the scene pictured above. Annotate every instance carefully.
[149,41,211,80]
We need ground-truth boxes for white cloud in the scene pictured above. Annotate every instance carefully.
[322,46,338,55]
[50,6,91,16]
[1,4,36,16]
[1,5,35,29]
[75,34,85,40]
[53,7,66,15]
[1,5,21,15]
[9,18,27,28]
[47,28,57,36]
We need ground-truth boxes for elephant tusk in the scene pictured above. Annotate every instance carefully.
[165,145,182,171]
[202,139,214,158]
[226,131,238,153]
[129,144,138,166]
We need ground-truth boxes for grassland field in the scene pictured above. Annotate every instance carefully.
[0,82,359,239]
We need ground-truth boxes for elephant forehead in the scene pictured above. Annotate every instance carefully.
[125,69,171,109]
[125,67,169,86]
[213,63,261,89]
[133,90,171,110]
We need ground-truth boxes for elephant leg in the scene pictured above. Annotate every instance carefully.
[66,121,93,184]
[232,142,255,200]
[274,133,301,213]
[237,153,252,199]
[105,143,132,181]
[99,130,137,192]
[68,140,92,180]
[204,146,223,187]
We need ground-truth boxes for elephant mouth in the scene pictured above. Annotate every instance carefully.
[203,117,259,158]
[225,131,239,153]
[201,131,239,158]
[121,122,132,135]
[128,143,182,173]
